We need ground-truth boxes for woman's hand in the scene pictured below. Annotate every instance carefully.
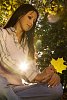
[41,65,55,83]
[34,64,60,86]
[46,64,57,73]
[41,65,60,87]
[48,73,60,87]
[34,66,54,83]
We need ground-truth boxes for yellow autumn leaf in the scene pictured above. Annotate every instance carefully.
[8,10,12,16]
[54,7,58,11]
[51,58,67,73]
[43,0,47,5]
[59,4,63,8]
[7,6,11,10]
[52,1,55,4]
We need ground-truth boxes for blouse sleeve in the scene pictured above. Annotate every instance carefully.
[21,60,39,82]
[0,28,19,74]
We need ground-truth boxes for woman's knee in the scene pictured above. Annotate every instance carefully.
[51,83,63,99]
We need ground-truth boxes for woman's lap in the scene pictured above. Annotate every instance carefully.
[0,75,63,100]
[14,83,63,100]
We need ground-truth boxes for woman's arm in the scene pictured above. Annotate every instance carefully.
[0,28,23,85]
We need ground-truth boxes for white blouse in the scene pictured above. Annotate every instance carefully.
[0,27,39,82]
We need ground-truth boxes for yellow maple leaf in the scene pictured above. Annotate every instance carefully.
[51,58,67,73]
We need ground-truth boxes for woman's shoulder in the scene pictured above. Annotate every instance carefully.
[0,27,6,33]
[0,27,4,36]
[0,27,3,32]
[0,27,8,40]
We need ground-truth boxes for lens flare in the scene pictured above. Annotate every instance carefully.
[19,61,29,71]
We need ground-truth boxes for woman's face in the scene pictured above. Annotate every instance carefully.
[19,11,37,32]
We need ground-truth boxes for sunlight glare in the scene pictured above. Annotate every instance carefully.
[19,61,29,71]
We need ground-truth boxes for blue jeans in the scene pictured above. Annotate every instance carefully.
[0,75,63,100]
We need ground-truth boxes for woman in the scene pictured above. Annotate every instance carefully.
[0,4,63,100]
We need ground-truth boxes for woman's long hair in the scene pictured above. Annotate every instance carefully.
[4,4,39,59]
